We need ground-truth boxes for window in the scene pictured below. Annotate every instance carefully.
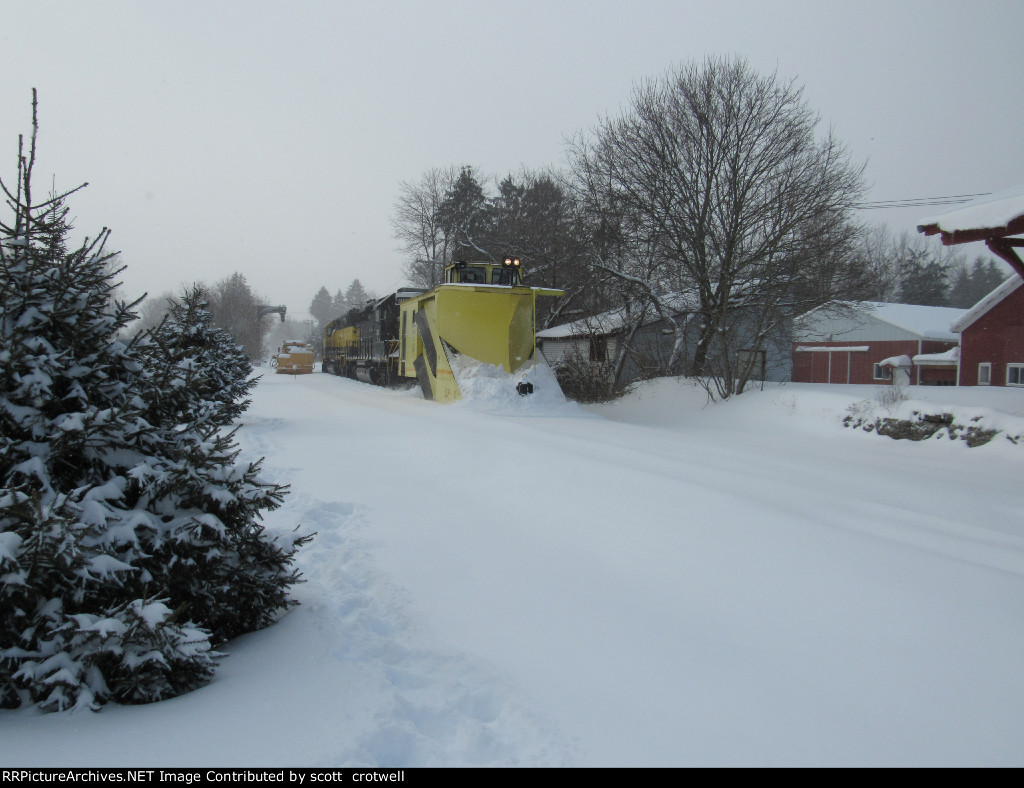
[873,363,892,381]
[589,335,608,364]
[490,268,520,286]
[978,363,992,386]
[459,266,487,284]
[1007,364,1024,387]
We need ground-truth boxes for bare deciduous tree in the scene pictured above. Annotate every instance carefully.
[391,166,460,288]
[569,56,868,397]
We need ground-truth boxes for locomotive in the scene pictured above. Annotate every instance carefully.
[322,258,562,402]
[321,288,423,385]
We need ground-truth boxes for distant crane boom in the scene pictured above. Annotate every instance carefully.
[257,305,287,323]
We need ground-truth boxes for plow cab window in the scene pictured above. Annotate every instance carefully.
[459,266,487,284]
[491,267,520,286]
[446,261,522,285]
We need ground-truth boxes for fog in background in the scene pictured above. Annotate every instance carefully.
[2,0,1020,319]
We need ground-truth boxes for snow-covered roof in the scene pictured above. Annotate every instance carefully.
[950,275,1023,333]
[537,308,629,339]
[918,183,1024,239]
[866,303,967,340]
[879,354,913,368]
[537,292,698,339]
[796,301,967,341]
[913,347,959,366]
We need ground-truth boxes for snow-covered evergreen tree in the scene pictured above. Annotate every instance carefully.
[331,289,347,319]
[1,92,307,712]
[345,279,370,309]
[129,286,307,641]
[145,286,257,430]
[0,188,219,709]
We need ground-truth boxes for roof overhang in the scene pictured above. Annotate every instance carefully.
[794,345,870,352]
[918,186,1024,279]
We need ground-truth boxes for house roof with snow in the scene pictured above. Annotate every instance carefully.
[537,308,630,339]
[878,354,913,369]
[912,347,960,366]
[795,301,968,342]
[537,292,698,340]
[950,275,1023,333]
[862,303,968,340]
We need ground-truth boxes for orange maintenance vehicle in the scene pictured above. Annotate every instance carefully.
[271,340,315,375]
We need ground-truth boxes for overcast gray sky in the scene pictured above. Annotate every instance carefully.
[2,0,1021,320]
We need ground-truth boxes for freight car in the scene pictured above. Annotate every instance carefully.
[323,258,562,402]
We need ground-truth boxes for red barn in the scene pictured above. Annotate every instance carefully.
[792,302,966,385]
[951,277,1024,386]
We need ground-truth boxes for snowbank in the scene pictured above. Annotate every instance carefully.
[449,355,583,417]
[592,377,1024,436]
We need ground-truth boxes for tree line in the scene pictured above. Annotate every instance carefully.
[136,272,278,362]
[859,225,1008,308]
[392,164,590,331]
[309,279,371,327]
[390,56,1009,398]
[302,279,373,356]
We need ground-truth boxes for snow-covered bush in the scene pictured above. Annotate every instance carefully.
[1,94,307,711]
[875,379,908,415]
[552,347,620,403]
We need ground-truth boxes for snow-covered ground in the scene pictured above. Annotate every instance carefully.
[2,369,1023,767]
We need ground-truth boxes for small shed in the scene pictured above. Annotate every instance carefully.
[792,302,967,385]
[536,299,692,385]
[536,308,632,371]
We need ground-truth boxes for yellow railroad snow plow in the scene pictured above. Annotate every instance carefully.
[272,340,315,375]
[398,258,562,402]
